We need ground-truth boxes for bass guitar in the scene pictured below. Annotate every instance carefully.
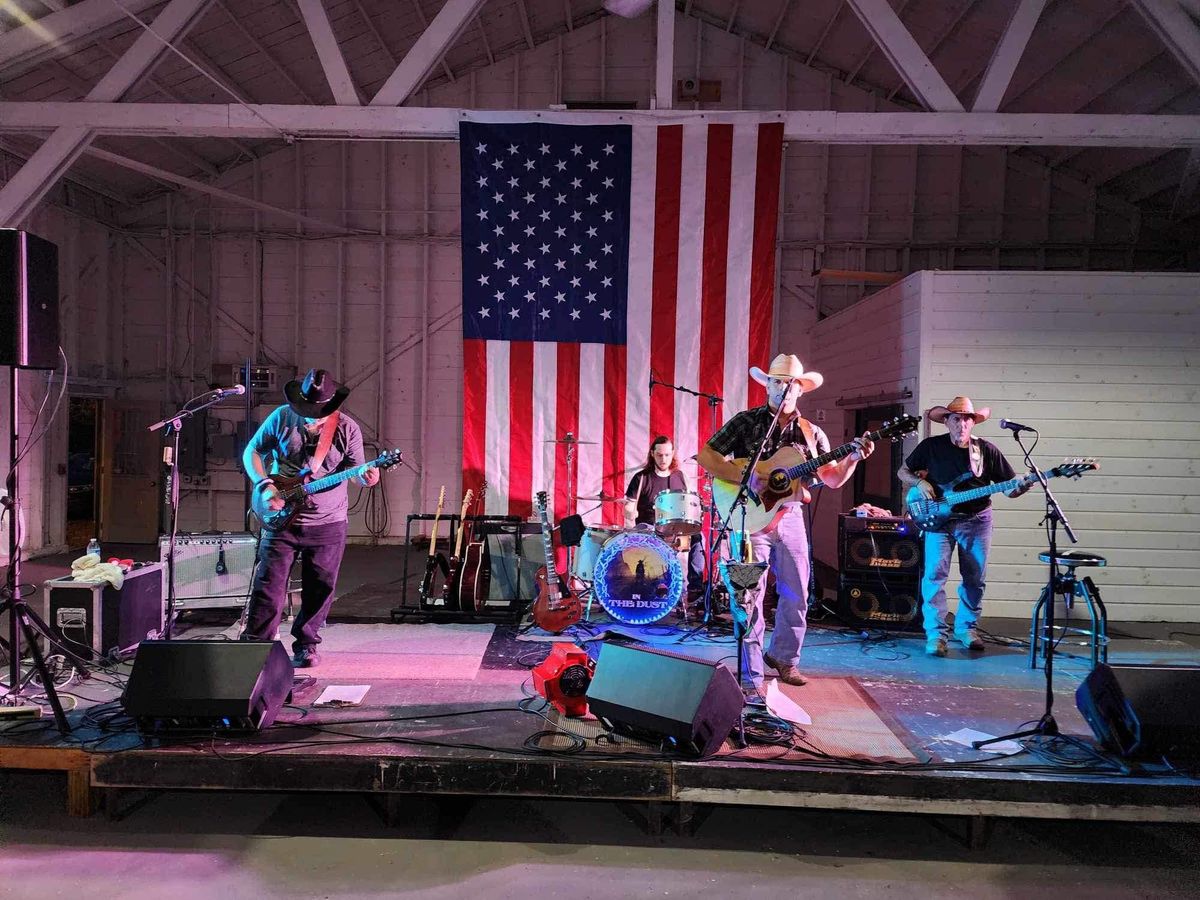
[906,458,1098,532]
[251,448,402,532]
[417,486,448,609]
[711,415,919,535]
[531,490,582,633]
[456,481,490,612]
[440,489,475,609]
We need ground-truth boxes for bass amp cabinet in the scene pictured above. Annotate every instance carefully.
[839,514,921,576]
[835,577,922,631]
[158,532,258,610]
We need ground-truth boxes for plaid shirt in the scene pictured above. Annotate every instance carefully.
[707,406,830,462]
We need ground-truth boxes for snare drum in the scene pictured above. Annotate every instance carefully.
[653,490,703,538]
[571,525,622,582]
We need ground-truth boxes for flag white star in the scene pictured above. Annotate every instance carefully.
[554,259,566,270]
[509,307,520,318]
[570,243,582,255]
[508,144,519,155]
[586,193,598,205]
[508,274,520,286]
[524,225,535,237]
[570,211,582,223]
[587,160,598,171]
[539,243,551,254]
[491,158,504,170]
[555,193,567,205]
[539,210,550,222]
[585,259,597,270]
[601,275,613,287]
[570,275,582,288]
[494,258,505,269]
[586,291,597,303]
[602,176,614,189]
[570,308,581,319]
[479,307,490,318]
[494,290,505,301]
[602,210,613,221]
[478,274,489,285]
[539,308,550,320]
[523,192,535,204]
[602,143,615,155]
[524,159,535,171]
[570,144,583,156]
[539,176,551,188]
[570,177,582,189]
[525,290,536,301]
[554,226,567,238]
[539,143,551,154]
[476,209,488,221]
[539,275,550,287]
[601,243,613,255]
[600,308,612,320]
[508,176,519,188]
[508,209,520,221]
[524,258,535,270]
[477,143,487,154]
[508,242,520,253]
[478,241,489,252]
[555,159,567,172]
[586,226,597,238]
[554,291,566,303]
[493,225,505,236]
[476,175,488,187]
[492,191,504,203]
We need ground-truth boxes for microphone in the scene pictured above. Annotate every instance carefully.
[212,384,247,399]
[999,418,1036,433]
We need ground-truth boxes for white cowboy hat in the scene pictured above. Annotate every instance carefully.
[928,396,991,424]
[748,353,823,393]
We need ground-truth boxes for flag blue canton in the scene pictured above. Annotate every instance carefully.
[460,122,631,344]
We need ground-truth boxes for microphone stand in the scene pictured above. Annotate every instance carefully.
[975,428,1074,749]
[148,389,240,640]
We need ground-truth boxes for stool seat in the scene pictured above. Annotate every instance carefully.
[1037,550,1106,568]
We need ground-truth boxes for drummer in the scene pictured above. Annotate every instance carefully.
[624,436,706,603]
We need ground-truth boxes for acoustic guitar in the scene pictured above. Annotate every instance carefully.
[456,481,490,612]
[417,486,448,609]
[710,415,919,535]
[531,490,581,633]
[440,489,474,609]
[251,448,402,532]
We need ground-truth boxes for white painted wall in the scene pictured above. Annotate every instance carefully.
[813,270,1200,623]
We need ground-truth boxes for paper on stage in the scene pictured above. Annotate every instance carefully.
[943,727,1020,753]
[314,684,371,707]
[765,680,811,726]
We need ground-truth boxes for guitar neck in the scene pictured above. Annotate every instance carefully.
[786,428,881,480]
[538,511,559,582]
[942,472,1036,506]
[303,461,378,496]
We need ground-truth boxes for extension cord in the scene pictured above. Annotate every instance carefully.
[0,704,42,720]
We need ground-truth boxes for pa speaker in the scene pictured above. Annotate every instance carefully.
[585,642,742,757]
[0,230,59,369]
[122,640,293,732]
[1076,663,1200,761]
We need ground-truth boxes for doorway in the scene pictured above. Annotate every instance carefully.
[853,404,906,514]
[66,397,100,550]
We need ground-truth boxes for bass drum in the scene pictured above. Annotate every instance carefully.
[592,531,683,625]
[571,525,623,582]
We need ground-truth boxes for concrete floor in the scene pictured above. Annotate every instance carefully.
[1,768,1197,899]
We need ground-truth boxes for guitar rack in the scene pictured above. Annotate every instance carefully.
[389,513,525,623]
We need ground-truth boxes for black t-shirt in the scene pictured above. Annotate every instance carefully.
[625,469,688,525]
[905,433,1017,519]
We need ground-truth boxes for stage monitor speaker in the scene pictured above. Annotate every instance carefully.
[1076,663,1200,762]
[835,576,921,632]
[839,514,921,576]
[122,639,293,732]
[0,230,60,369]
[585,642,742,757]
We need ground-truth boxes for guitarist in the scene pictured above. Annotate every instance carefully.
[697,354,874,696]
[241,368,379,668]
[897,396,1027,659]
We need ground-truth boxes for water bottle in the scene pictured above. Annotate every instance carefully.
[86,537,101,558]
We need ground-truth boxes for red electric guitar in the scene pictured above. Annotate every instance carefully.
[531,491,581,633]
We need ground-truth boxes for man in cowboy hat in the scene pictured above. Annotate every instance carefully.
[242,368,379,667]
[898,396,1027,658]
[697,353,874,698]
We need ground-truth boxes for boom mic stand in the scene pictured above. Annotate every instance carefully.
[149,388,244,639]
[975,427,1074,749]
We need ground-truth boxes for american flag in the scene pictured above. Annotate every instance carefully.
[460,119,784,528]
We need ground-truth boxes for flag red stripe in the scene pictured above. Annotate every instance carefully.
[508,341,534,519]
[462,338,488,502]
[602,342,626,527]
[554,341,581,542]
[649,125,683,443]
[747,122,783,409]
[698,124,733,448]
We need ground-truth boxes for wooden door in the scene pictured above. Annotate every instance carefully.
[99,400,160,543]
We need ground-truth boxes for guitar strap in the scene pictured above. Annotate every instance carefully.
[310,411,340,475]
[969,436,983,478]
[794,416,821,462]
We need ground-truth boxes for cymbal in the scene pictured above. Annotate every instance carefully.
[576,493,624,502]
[544,437,598,444]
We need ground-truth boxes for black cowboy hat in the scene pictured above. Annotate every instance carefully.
[284,368,350,418]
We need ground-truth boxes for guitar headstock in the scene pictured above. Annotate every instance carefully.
[1051,457,1099,479]
[434,485,446,513]
[879,414,920,441]
[459,489,474,513]
[374,448,404,469]
[535,490,548,512]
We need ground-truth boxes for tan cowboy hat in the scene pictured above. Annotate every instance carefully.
[748,353,824,392]
[928,396,990,424]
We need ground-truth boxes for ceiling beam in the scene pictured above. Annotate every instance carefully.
[213,0,317,103]
[765,0,791,52]
[0,0,159,71]
[845,0,963,111]
[0,0,213,227]
[401,0,455,83]
[294,0,360,105]
[887,0,977,102]
[369,0,487,106]
[3,102,1199,147]
[1131,0,1200,88]
[971,0,1047,112]
[656,0,674,110]
[1170,146,1200,218]
[515,0,535,51]
[844,0,910,87]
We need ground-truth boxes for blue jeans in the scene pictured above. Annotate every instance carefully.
[740,505,811,688]
[921,508,993,641]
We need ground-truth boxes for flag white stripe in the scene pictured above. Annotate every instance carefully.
[624,125,657,486]
[484,341,510,516]
[532,341,557,515]
[723,124,759,418]
[576,342,606,525]
[673,123,707,488]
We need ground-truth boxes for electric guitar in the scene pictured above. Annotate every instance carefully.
[711,415,920,534]
[251,448,402,531]
[531,490,582,633]
[905,458,1098,532]
[417,486,448,609]
[440,489,474,609]
[456,481,490,612]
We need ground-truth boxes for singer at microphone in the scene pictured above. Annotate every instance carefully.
[998,418,1036,433]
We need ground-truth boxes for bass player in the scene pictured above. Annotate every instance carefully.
[897,396,1027,658]
[242,368,379,667]
[697,354,873,696]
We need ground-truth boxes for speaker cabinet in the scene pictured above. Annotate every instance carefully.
[1076,663,1200,761]
[835,576,922,632]
[839,514,921,576]
[122,639,293,732]
[158,532,258,610]
[585,643,742,757]
[0,230,60,369]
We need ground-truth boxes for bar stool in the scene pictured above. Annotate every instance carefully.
[1028,551,1109,670]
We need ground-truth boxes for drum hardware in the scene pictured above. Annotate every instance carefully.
[575,493,623,503]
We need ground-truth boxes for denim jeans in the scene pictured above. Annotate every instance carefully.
[920,508,993,640]
[739,505,811,688]
[242,520,348,654]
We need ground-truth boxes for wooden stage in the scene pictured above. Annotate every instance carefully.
[2,615,1199,833]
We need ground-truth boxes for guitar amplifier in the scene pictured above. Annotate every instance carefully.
[482,522,546,607]
[43,563,164,660]
[158,532,258,610]
[839,514,922,576]
[834,575,922,632]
